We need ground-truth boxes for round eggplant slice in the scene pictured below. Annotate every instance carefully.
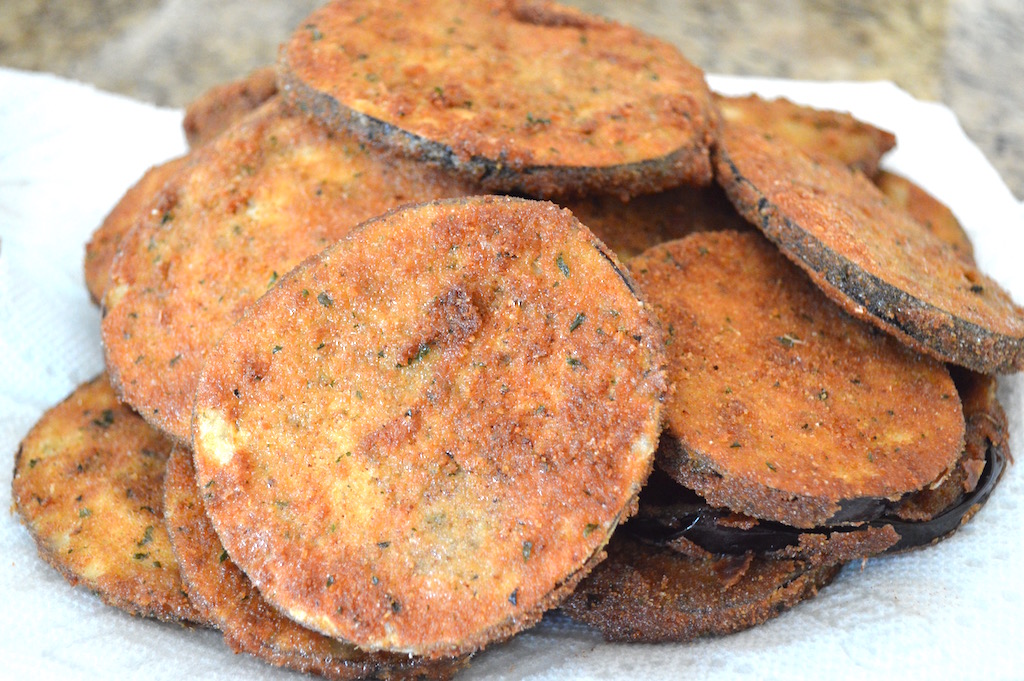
[280,0,716,199]
[633,231,965,529]
[182,66,279,148]
[191,196,665,658]
[713,121,1024,373]
[714,93,895,177]
[84,155,189,305]
[560,534,842,643]
[102,98,478,442]
[163,447,466,680]
[874,170,975,265]
[11,374,201,624]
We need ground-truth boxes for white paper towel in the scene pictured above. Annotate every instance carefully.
[1,67,1021,680]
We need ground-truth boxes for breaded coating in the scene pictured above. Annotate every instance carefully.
[11,374,200,623]
[182,66,279,148]
[633,232,964,528]
[875,170,975,265]
[714,93,895,177]
[559,534,841,643]
[163,448,466,680]
[714,121,1024,373]
[84,155,189,304]
[192,196,666,658]
[563,184,752,262]
[102,98,479,442]
[280,0,716,199]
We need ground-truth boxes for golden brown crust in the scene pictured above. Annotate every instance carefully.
[633,232,964,528]
[875,170,975,265]
[163,448,465,680]
[101,98,479,442]
[563,184,753,262]
[713,121,1024,373]
[714,93,896,177]
[280,0,716,199]
[11,374,201,624]
[84,155,189,305]
[192,196,665,657]
[559,534,842,643]
[182,66,279,148]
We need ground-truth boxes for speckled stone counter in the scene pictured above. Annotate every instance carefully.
[2,0,1022,200]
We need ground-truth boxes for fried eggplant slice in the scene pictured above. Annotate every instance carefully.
[714,121,1024,373]
[84,155,189,305]
[875,170,975,265]
[563,184,753,262]
[102,98,478,442]
[559,534,841,643]
[163,448,466,680]
[280,0,716,199]
[629,469,900,564]
[11,374,200,623]
[633,231,964,528]
[182,66,278,148]
[714,93,896,177]
[192,196,666,658]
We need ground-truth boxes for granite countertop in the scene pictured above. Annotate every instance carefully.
[1,0,1022,200]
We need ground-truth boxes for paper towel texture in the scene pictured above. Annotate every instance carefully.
[1,67,1021,680]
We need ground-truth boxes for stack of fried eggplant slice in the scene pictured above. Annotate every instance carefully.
[12,0,1019,677]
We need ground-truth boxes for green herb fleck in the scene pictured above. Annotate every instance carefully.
[508,589,519,606]
[133,552,150,561]
[79,508,91,518]
[819,389,829,400]
[267,271,279,288]
[219,549,229,563]
[569,312,586,332]
[766,461,777,471]
[317,291,333,307]
[567,356,582,368]
[583,523,599,537]
[92,409,115,429]
[326,575,335,587]
[777,334,801,348]
[556,254,571,277]
[305,23,323,40]
[272,345,283,354]
[522,541,533,561]
[137,526,154,547]
[730,441,742,448]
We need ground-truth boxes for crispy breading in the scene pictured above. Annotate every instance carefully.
[101,98,479,442]
[280,0,716,199]
[182,66,279,148]
[11,374,200,623]
[714,93,895,177]
[875,170,975,264]
[560,534,841,643]
[163,447,466,680]
[84,155,189,305]
[563,184,753,262]
[633,232,964,528]
[191,196,666,658]
[714,121,1024,373]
